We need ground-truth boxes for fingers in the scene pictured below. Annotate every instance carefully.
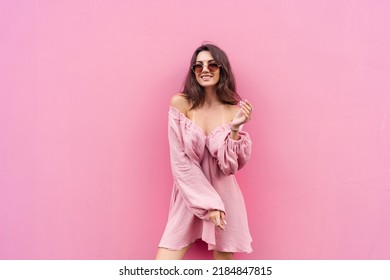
[244,99,253,111]
[208,210,226,230]
[220,211,227,227]
[215,217,222,228]
[239,99,253,122]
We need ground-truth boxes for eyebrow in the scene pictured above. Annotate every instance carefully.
[195,59,216,64]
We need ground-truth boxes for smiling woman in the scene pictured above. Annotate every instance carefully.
[192,57,221,88]
[156,43,254,260]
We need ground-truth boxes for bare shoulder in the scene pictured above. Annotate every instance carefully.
[170,93,190,115]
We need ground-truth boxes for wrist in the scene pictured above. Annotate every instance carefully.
[229,123,239,133]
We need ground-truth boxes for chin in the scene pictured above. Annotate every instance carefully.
[198,81,218,88]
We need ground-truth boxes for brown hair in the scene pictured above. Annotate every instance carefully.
[182,43,241,109]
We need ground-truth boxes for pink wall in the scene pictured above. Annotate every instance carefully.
[1,0,389,259]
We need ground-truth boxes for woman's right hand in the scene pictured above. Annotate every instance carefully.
[208,210,226,230]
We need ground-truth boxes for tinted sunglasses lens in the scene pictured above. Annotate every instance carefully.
[192,64,203,73]
[208,63,220,72]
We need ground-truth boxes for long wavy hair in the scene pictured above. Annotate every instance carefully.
[182,43,241,109]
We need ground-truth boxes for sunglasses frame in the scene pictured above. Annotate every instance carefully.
[191,63,222,74]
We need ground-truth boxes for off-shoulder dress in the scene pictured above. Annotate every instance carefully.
[158,106,253,253]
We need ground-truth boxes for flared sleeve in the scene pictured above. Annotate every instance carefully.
[209,129,252,175]
[168,108,225,220]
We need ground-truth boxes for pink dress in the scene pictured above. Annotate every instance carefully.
[158,106,253,253]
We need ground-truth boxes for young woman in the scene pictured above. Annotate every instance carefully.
[156,43,253,260]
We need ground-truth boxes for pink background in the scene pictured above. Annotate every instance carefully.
[1,0,390,259]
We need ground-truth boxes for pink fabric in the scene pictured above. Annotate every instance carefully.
[158,106,253,253]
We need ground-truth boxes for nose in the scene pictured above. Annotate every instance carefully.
[201,64,210,73]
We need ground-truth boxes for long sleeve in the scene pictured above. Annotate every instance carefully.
[159,107,253,252]
[168,109,225,220]
[212,130,252,175]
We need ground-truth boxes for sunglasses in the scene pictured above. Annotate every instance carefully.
[191,63,221,74]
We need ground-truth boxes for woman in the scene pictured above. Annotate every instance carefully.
[156,43,253,260]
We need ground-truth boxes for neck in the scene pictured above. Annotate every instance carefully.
[203,86,221,108]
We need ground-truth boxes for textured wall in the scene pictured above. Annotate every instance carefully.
[1,0,389,259]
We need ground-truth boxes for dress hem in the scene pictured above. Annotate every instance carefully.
[159,237,252,254]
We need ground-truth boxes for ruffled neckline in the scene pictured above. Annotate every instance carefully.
[169,106,230,138]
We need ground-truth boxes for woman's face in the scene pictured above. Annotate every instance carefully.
[194,51,220,89]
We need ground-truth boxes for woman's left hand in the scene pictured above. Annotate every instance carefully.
[230,99,253,128]
[208,210,226,230]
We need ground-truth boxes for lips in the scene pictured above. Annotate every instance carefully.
[200,74,212,81]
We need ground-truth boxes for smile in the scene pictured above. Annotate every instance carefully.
[200,74,213,81]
